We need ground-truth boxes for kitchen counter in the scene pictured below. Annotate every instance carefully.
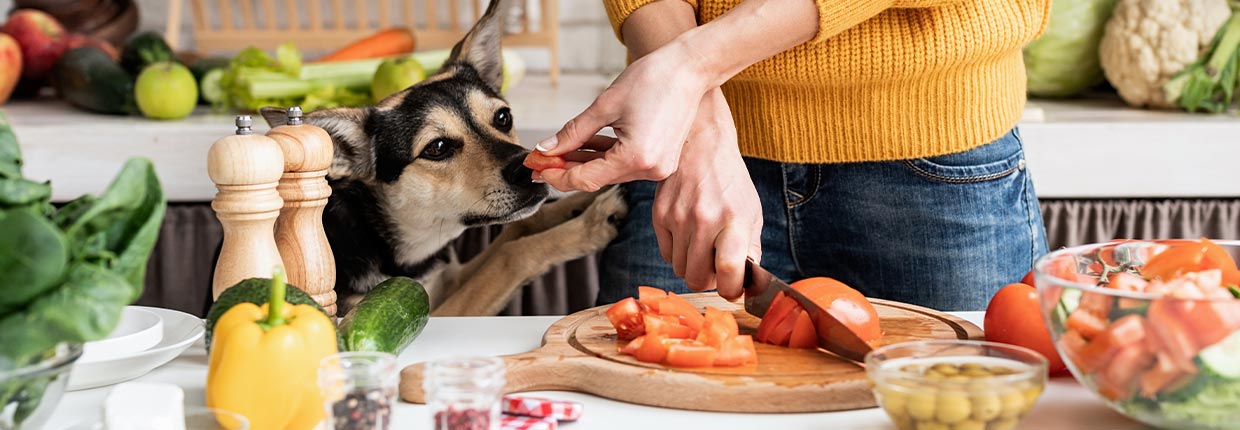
[2,75,1238,203]
[43,312,1147,430]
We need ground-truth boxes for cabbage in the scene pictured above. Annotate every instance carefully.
[1024,0,1118,98]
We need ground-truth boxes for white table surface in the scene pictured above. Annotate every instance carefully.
[43,312,1150,430]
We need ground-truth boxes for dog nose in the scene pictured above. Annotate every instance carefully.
[503,153,536,185]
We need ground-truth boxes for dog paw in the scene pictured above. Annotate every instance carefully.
[579,185,629,237]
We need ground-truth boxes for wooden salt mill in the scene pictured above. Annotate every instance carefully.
[269,106,338,316]
[208,115,286,299]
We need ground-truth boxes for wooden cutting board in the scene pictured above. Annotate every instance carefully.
[399,293,982,413]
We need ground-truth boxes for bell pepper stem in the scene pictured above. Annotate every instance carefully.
[262,266,288,329]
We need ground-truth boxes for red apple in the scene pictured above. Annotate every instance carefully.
[1,9,66,79]
[64,33,117,61]
[0,33,20,104]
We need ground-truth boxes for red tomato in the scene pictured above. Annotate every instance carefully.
[1077,290,1114,320]
[1183,300,1240,349]
[766,295,802,347]
[1021,270,1035,286]
[605,298,645,340]
[1140,238,1236,281]
[644,314,692,339]
[1066,310,1108,340]
[697,307,739,347]
[1106,315,1148,348]
[983,283,1067,374]
[665,341,718,367]
[1223,269,1240,288]
[522,151,567,171]
[1140,354,1189,398]
[637,286,666,312]
[714,335,757,367]
[1146,300,1199,373]
[657,293,705,333]
[756,291,796,343]
[633,334,671,363]
[620,336,643,355]
[789,277,883,347]
[1096,345,1152,401]
[787,310,817,349]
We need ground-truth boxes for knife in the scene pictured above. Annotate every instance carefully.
[742,258,874,363]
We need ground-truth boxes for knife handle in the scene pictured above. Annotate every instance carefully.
[398,349,589,403]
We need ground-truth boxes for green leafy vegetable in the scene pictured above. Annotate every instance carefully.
[1229,285,1240,298]
[0,209,68,316]
[1164,13,1240,113]
[217,44,372,112]
[1024,0,1118,98]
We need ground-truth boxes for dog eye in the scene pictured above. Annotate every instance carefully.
[419,139,454,161]
[493,108,512,132]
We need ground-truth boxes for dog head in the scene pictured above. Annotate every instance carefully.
[261,0,545,231]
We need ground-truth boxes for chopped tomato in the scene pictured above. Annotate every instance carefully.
[1141,238,1236,281]
[605,298,645,340]
[638,286,666,312]
[788,310,817,349]
[1224,269,1240,288]
[657,293,705,333]
[633,334,671,363]
[766,295,802,347]
[1147,300,1200,373]
[697,307,738,347]
[1077,290,1114,320]
[1109,272,1149,310]
[665,341,718,367]
[644,314,692,339]
[1140,353,1188,398]
[1184,300,1240,349]
[522,150,567,171]
[1097,345,1152,401]
[756,291,797,343]
[1105,314,1147,348]
[714,335,758,366]
[1066,310,1108,340]
[788,277,883,347]
[620,336,643,355]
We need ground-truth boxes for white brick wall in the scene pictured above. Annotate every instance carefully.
[0,0,628,74]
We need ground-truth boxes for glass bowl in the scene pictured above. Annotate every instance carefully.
[865,340,1048,430]
[62,407,249,430]
[0,343,82,430]
[1034,239,1240,430]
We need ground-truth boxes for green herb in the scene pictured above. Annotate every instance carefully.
[1229,285,1240,299]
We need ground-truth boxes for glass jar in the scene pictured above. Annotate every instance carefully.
[424,356,506,430]
[318,352,399,430]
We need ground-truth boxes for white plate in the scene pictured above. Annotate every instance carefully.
[67,306,205,391]
[79,307,164,364]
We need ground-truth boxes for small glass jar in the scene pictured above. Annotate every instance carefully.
[424,356,506,430]
[318,352,400,430]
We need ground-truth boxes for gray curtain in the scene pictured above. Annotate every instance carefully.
[137,198,1240,317]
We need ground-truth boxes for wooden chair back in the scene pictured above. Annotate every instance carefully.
[166,0,559,82]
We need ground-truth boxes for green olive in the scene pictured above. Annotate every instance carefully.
[960,363,987,372]
[935,390,972,424]
[987,417,1019,430]
[946,375,970,383]
[962,368,992,377]
[1022,385,1043,406]
[970,393,1002,421]
[908,389,939,421]
[988,366,1016,376]
[932,363,961,376]
[879,386,910,419]
[999,390,1026,418]
[951,420,986,430]
[925,370,946,380]
[917,421,951,430]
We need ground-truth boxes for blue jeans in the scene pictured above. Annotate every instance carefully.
[597,128,1048,311]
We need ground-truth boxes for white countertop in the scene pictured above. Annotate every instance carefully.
[43,312,1145,430]
[3,76,1237,202]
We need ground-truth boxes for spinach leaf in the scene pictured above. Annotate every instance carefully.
[0,262,131,365]
[0,209,68,316]
[0,112,22,179]
[0,178,50,208]
[58,158,165,302]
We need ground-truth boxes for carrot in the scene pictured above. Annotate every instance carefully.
[316,28,417,62]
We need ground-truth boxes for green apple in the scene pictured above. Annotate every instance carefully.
[371,58,427,103]
[135,62,198,120]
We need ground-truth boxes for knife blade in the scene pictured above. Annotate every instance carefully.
[742,258,874,363]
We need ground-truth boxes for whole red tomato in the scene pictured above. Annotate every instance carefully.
[984,283,1067,375]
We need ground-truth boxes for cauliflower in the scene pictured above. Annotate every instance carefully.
[1098,0,1231,109]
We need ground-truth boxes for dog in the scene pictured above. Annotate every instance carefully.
[258,0,627,316]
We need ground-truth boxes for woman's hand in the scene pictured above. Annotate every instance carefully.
[534,41,713,192]
[654,88,763,300]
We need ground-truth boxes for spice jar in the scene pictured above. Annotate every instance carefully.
[424,356,507,430]
[318,352,399,430]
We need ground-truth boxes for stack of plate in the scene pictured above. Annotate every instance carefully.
[66,306,205,391]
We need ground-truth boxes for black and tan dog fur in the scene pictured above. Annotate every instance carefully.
[259,0,626,316]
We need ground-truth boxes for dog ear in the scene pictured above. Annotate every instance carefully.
[302,107,375,180]
[259,106,289,127]
[444,0,509,93]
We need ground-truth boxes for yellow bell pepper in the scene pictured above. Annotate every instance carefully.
[206,268,338,430]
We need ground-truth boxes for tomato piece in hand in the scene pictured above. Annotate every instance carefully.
[638,286,666,312]
[657,293,705,333]
[522,150,567,172]
[787,310,817,349]
[606,297,645,340]
[665,341,718,367]
[714,335,758,366]
[984,283,1066,374]
[644,314,692,339]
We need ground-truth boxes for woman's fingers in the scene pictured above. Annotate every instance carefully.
[538,93,619,156]
[684,223,719,293]
[714,223,754,301]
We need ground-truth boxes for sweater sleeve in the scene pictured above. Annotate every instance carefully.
[602,0,695,43]
[807,0,894,43]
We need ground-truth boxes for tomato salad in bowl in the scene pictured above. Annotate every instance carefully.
[1034,238,1240,430]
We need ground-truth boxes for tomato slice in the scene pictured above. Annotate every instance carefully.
[1066,310,1108,341]
[644,314,692,339]
[695,321,732,347]
[638,286,666,312]
[620,336,644,355]
[1184,300,1240,349]
[657,293,705,333]
[1201,238,1238,272]
[787,310,817,349]
[605,297,645,340]
[1140,353,1189,398]
[633,334,671,363]
[766,295,803,347]
[1096,344,1152,401]
[714,335,757,367]
[522,151,567,171]
[788,277,883,347]
[1140,238,1235,281]
[1105,314,1148,348]
[1147,300,1200,373]
[756,291,796,343]
[665,341,718,367]
[702,307,739,337]
[1077,290,1114,320]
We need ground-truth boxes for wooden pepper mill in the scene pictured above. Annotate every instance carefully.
[269,107,338,316]
[208,115,287,299]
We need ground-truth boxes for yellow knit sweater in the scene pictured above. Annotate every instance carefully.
[602,0,1050,164]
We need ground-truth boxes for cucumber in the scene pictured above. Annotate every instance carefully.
[205,277,342,351]
[339,277,430,354]
[198,68,225,105]
[51,47,138,115]
[120,32,175,76]
[1200,330,1240,379]
[1052,288,1084,331]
